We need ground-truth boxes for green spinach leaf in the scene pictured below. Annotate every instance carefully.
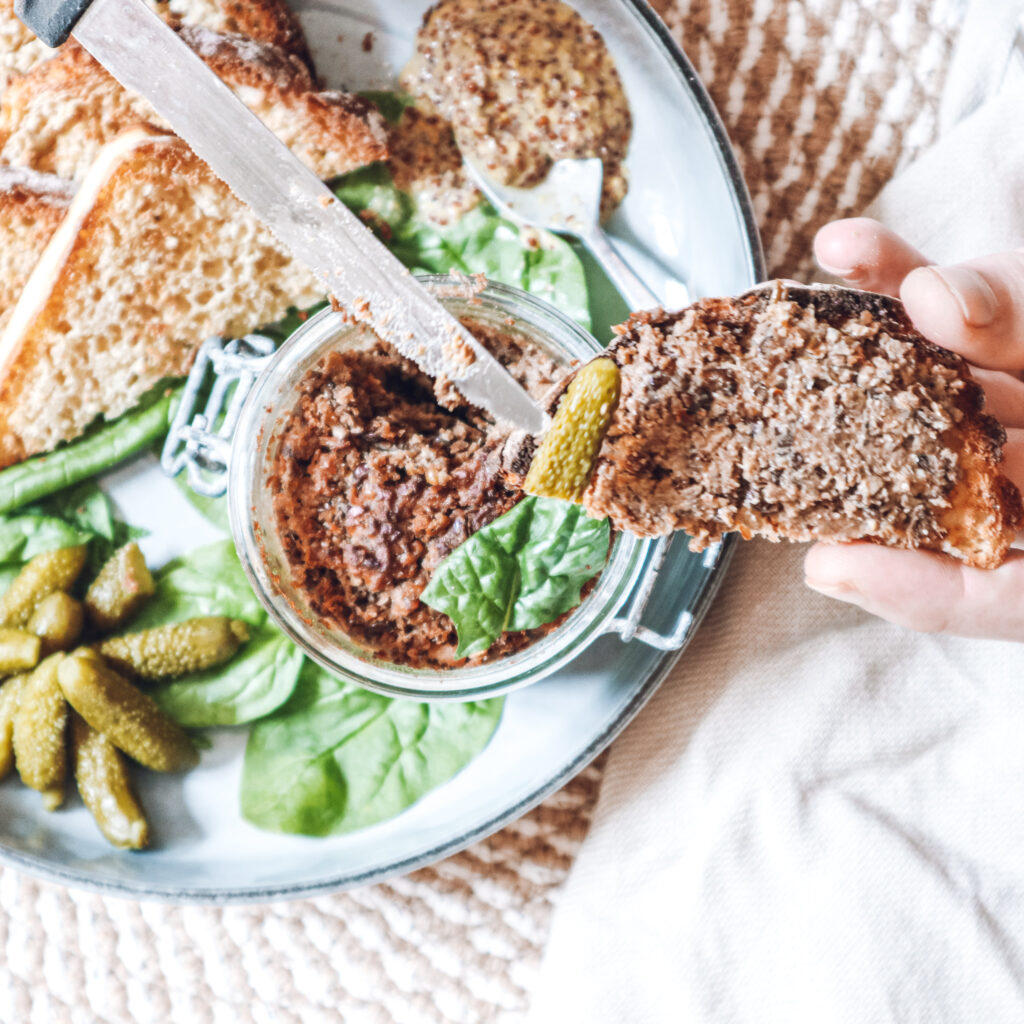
[332,164,591,330]
[131,540,302,727]
[421,496,610,659]
[359,90,416,125]
[240,661,503,836]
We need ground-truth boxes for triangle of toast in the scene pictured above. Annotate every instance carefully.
[0,127,323,468]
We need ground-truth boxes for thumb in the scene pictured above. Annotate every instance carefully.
[804,542,1024,640]
[900,251,1024,372]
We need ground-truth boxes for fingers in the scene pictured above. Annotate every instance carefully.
[1002,428,1024,490]
[969,370,1024,429]
[814,218,929,296]
[815,218,1024,374]
[804,543,1024,640]
[900,251,1024,371]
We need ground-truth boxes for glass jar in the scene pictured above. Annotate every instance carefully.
[228,276,656,700]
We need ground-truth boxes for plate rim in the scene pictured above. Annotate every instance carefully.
[0,0,765,904]
[0,537,738,904]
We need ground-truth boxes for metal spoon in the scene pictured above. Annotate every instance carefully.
[462,154,679,311]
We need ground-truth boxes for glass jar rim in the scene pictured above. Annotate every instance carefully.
[227,276,653,700]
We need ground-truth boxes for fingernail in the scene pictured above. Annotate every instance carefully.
[925,265,998,327]
[805,577,861,601]
[816,259,862,282]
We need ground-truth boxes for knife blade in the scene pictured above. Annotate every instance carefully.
[15,0,548,435]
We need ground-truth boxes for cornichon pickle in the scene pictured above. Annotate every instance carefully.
[97,617,250,680]
[13,653,68,810]
[0,546,88,628]
[57,650,198,772]
[70,712,149,851]
[0,673,29,781]
[0,628,41,674]
[523,358,620,502]
[85,542,155,632]
[28,592,85,654]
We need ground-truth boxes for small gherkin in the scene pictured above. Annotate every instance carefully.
[0,673,29,781]
[70,712,149,851]
[0,546,88,628]
[57,649,198,773]
[27,593,85,654]
[0,628,41,674]
[97,617,250,680]
[85,542,155,632]
[523,357,620,502]
[13,653,68,810]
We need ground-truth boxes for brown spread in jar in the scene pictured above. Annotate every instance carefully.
[401,0,631,219]
[270,321,564,669]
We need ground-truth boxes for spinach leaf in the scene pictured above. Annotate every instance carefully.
[421,496,610,658]
[359,90,416,125]
[332,164,591,330]
[240,661,503,836]
[131,540,302,726]
[0,384,181,516]
[0,512,93,567]
[156,631,305,728]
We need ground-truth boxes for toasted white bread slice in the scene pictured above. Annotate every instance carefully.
[0,0,310,85]
[0,165,72,330]
[0,27,386,183]
[0,128,323,468]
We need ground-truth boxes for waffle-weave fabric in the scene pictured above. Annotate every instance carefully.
[0,1,964,1021]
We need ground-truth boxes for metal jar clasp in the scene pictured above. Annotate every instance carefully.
[161,334,276,497]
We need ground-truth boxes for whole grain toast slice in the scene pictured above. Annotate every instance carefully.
[0,27,386,184]
[515,282,1022,569]
[0,128,324,469]
[0,0,310,86]
[0,165,73,330]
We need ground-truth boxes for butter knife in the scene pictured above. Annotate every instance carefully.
[15,0,548,435]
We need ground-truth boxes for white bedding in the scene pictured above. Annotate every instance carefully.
[528,5,1024,1020]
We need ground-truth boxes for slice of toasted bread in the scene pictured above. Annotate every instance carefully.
[524,282,1022,569]
[0,128,324,469]
[152,0,311,66]
[0,0,310,86]
[0,165,72,330]
[0,28,386,184]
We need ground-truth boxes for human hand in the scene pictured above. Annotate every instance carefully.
[803,218,1024,639]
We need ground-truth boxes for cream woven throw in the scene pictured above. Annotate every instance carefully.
[0,2,965,1021]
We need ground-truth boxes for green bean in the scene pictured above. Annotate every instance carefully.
[0,673,29,780]
[0,628,41,674]
[97,617,249,680]
[28,593,85,653]
[85,542,155,632]
[13,653,68,810]
[57,650,198,772]
[0,546,88,628]
[0,387,181,515]
[70,712,149,851]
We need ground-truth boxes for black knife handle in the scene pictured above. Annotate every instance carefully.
[14,0,94,47]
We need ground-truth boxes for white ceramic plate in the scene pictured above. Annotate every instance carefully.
[0,0,762,901]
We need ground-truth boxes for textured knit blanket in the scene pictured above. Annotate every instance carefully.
[0,2,962,1021]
